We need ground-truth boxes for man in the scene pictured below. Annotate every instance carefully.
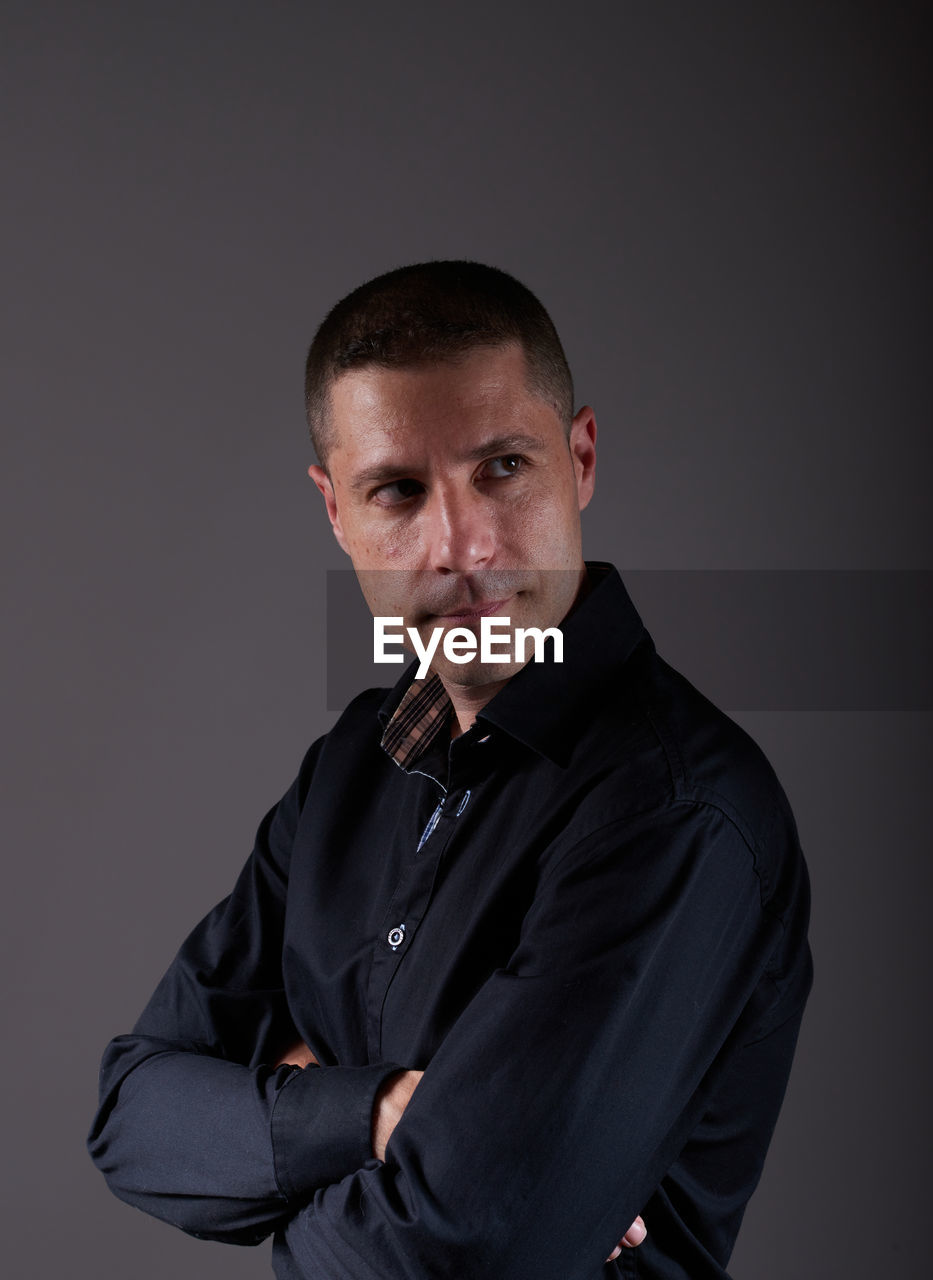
[89,261,812,1278]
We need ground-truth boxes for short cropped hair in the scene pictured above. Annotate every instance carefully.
[305,260,574,466]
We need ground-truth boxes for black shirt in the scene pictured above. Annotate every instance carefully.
[88,564,812,1278]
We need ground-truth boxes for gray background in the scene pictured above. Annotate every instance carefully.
[3,2,930,1276]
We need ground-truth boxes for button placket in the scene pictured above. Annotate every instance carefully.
[417,803,443,852]
[366,773,484,1060]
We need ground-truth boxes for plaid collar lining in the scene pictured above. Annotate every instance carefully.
[380,672,452,769]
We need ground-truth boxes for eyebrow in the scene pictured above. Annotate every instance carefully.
[349,463,418,494]
[462,432,546,462]
[349,433,547,494]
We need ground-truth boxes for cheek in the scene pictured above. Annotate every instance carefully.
[346,515,416,567]
[500,483,580,565]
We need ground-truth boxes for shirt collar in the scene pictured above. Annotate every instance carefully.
[380,671,451,769]
[378,563,649,770]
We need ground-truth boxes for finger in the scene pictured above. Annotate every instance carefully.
[622,1216,647,1248]
[606,1215,646,1260]
[274,1040,318,1068]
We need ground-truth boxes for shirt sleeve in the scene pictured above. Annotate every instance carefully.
[87,738,401,1245]
[278,799,805,1279]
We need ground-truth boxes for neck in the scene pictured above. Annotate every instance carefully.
[442,563,592,736]
[443,676,511,737]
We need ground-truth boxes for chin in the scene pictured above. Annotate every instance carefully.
[435,660,528,689]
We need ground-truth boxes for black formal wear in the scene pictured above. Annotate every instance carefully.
[89,564,812,1278]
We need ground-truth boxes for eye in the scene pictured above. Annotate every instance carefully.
[372,478,425,507]
[481,455,525,479]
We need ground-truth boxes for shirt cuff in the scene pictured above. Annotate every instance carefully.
[271,1062,402,1202]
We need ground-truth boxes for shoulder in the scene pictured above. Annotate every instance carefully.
[326,684,394,736]
[565,644,805,914]
[291,684,397,807]
[309,683,393,760]
[649,656,802,898]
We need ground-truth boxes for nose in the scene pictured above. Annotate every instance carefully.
[424,484,495,573]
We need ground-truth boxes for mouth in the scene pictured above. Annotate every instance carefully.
[434,597,513,624]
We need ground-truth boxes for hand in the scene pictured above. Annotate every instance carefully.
[606,1215,647,1260]
[273,1045,422,1163]
[274,1040,319,1069]
[272,1045,643,1260]
[371,1069,424,1161]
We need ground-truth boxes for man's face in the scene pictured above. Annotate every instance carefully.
[309,342,597,689]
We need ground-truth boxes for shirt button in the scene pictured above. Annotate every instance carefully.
[387,924,406,950]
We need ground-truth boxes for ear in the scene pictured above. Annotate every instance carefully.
[568,406,597,511]
[308,465,351,555]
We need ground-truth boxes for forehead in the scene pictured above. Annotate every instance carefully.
[326,343,554,455]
